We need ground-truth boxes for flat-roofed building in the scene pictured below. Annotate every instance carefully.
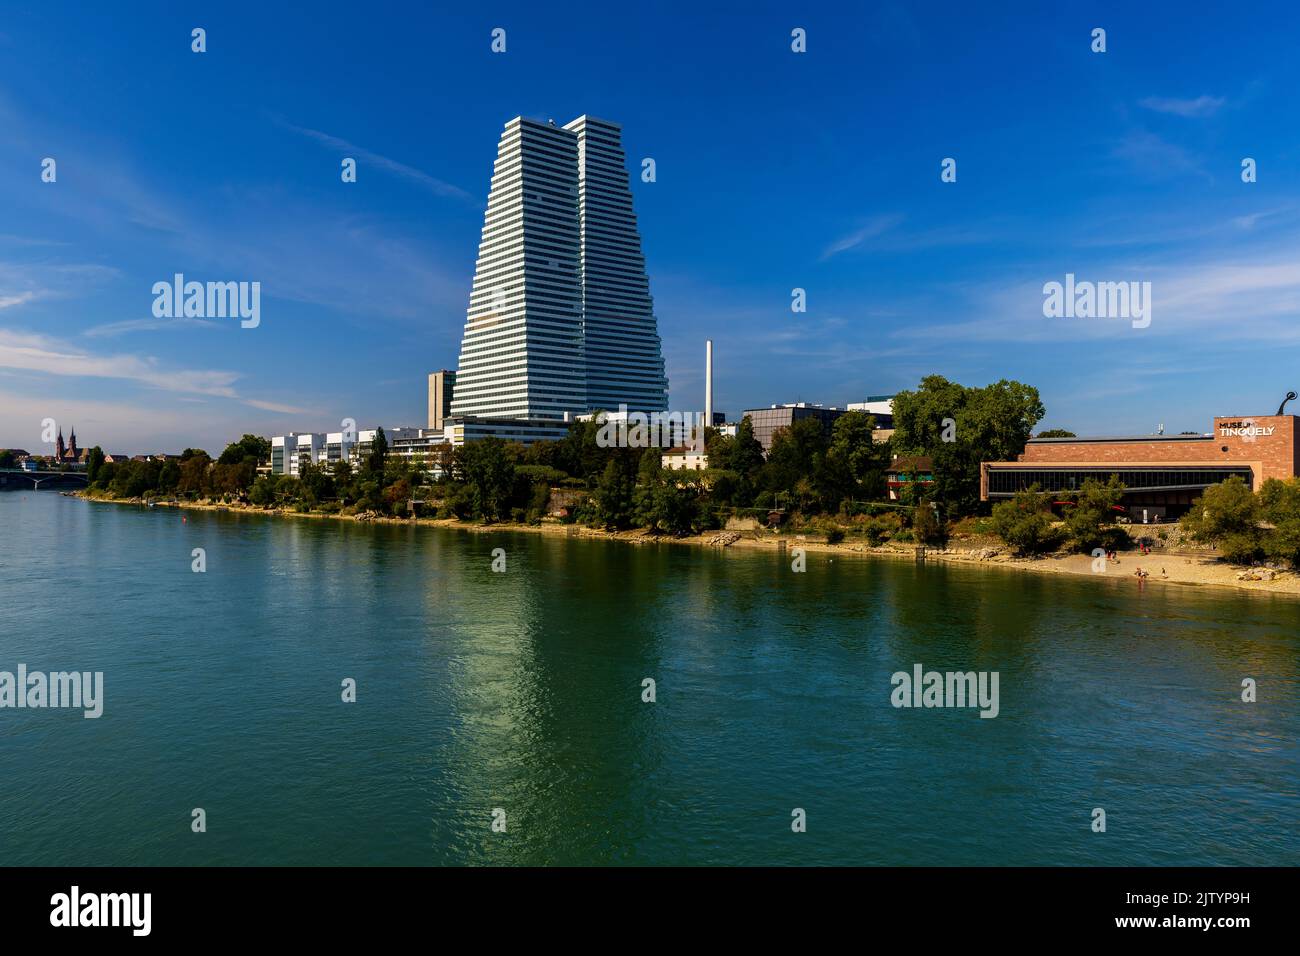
[270,434,299,475]
[981,413,1299,521]
[742,401,895,454]
[741,404,845,454]
[427,370,456,431]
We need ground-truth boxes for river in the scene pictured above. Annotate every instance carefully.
[1,491,1296,865]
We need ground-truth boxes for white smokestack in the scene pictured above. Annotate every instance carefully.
[705,339,713,430]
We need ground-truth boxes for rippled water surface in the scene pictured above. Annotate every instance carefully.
[1,491,1296,865]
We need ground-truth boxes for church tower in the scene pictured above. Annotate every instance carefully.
[68,426,78,459]
[56,428,66,461]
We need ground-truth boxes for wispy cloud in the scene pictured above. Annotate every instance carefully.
[275,117,474,202]
[821,215,1004,261]
[821,214,905,259]
[0,328,304,413]
[1111,129,1210,181]
[83,317,221,338]
[1139,94,1226,118]
[886,240,1300,348]
[0,291,37,309]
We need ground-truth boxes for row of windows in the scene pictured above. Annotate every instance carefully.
[986,468,1255,495]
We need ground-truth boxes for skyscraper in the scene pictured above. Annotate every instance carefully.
[450,116,668,422]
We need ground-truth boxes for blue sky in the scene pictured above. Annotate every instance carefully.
[4,1,1300,454]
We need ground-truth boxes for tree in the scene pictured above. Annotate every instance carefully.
[593,458,635,530]
[249,475,278,507]
[177,453,212,496]
[219,434,270,466]
[892,375,1045,517]
[989,485,1063,556]
[457,437,515,521]
[1259,477,1300,566]
[639,477,697,535]
[912,497,948,546]
[367,427,388,475]
[1035,429,1077,439]
[85,446,105,483]
[1180,476,1262,564]
[1063,475,1126,552]
[730,416,765,478]
[828,410,887,502]
[761,417,828,504]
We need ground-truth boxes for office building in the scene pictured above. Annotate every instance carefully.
[449,115,668,423]
[428,371,456,431]
[741,404,847,454]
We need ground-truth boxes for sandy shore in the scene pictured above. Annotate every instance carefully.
[74,493,1300,598]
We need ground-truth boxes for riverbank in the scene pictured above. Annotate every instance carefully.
[73,492,1300,597]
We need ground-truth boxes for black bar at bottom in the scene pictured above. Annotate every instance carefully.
[0,866,1284,941]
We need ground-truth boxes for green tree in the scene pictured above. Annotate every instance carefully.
[593,458,635,530]
[458,437,515,521]
[367,427,389,475]
[177,453,212,497]
[1063,475,1126,552]
[218,434,270,466]
[892,375,1044,517]
[85,446,105,483]
[1180,476,1262,564]
[1035,429,1077,439]
[912,497,948,546]
[640,478,697,535]
[1259,477,1300,566]
[989,485,1063,556]
[761,417,828,504]
[249,475,278,507]
[730,416,766,478]
[827,410,887,503]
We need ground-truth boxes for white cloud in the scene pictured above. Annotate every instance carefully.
[0,328,304,412]
[276,117,474,202]
[0,291,36,309]
[822,214,904,259]
[83,317,221,338]
[1139,95,1226,118]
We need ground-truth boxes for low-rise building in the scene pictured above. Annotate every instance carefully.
[661,447,708,471]
[742,401,895,454]
[885,456,935,500]
[981,413,1299,521]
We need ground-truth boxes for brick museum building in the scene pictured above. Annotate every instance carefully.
[981,413,1300,522]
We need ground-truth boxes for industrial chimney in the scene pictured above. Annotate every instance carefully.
[705,339,713,430]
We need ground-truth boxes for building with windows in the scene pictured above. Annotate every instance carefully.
[448,115,668,424]
[427,370,456,431]
[661,447,708,471]
[270,434,298,475]
[740,401,896,454]
[885,456,935,500]
[741,404,846,454]
[981,413,1299,521]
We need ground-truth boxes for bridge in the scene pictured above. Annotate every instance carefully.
[0,468,90,491]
